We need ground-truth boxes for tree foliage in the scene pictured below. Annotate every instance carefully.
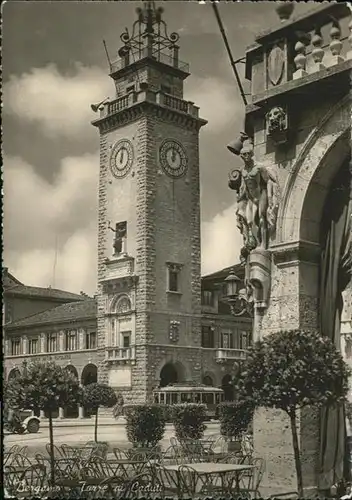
[5,360,81,413]
[125,404,166,447]
[82,383,117,442]
[237,329,350,414]
[5,360,81,485]
[219,400,254,440]
[172,403,207,441]
[236,329,350,497]
[82,383,117,410]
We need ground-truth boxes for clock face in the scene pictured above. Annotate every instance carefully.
[159,139,188,178]
[110,139,134,179]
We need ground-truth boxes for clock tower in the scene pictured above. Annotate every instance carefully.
[92,1,207,403]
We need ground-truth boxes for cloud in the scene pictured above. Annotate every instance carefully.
[185,76,242,131]
[4,153,241,292]
[3,154,99,295]
[201,205,242,276]
[3,63,113,138]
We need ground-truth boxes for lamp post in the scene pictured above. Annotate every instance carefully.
[223,269,254,317]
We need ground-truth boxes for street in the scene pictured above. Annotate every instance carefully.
[4,419,221,455]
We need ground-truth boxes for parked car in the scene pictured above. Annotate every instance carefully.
[4,408,40,434]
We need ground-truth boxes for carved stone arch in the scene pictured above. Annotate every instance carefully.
[277,94,351,246]
[155,358,189,388]
[7,367,21,381]
[110,293,131,314]
[202,372,216,387]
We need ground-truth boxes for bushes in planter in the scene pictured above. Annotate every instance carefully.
[173,403,207,441]
[218,400,254,441]
[125,404,166,448]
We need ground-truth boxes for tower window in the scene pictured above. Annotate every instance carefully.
[201,326,215,348]
[122,332,131,348]
[201,290,214,306]
[11,338,21,356]
[28,337,38,354]
[126,85,135,94]
[166,263,182,293]
[86,331,97,350]
[47,333,58,353]
[65,330,78,351]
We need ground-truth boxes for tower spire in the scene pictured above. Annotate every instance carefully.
[118,1,180,66]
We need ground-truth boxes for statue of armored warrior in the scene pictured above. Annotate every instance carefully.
[229,137,280,251]
[108,221,127,255]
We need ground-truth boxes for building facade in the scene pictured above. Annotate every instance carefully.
[230,3,352,495]
[4,265,251,415]
[4,3,253,413]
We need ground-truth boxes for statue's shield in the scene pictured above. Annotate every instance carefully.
[267,45,285,86]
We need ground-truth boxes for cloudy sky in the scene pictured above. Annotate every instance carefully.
[3,0,313,295]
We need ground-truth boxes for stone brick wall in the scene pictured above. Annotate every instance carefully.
[248,74,351,495]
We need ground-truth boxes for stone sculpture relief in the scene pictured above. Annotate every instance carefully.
[265,106,288,144]
[229,137,280,252]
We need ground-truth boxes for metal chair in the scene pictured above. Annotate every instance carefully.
[130,470,164,499]
[152,463,180,497]
[18,464,46,498]
[239,457,265,498]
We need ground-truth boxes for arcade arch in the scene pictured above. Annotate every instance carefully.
[202,374,214,386]
[81,363,98,417]
[221,374,234,401]
[7,368,20,381]
[65,365,79,418]
[159,361,186,388]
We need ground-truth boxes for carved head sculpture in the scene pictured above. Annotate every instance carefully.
[239,139,254,166]
[266,106,286,133]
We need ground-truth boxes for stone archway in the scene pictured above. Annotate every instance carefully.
[257,95,351,494]
[65,365,79,418]
[159,361,185,388]
[221,374,234,401]
[81,364,98,417]
[202,374,214,386]
[7,368,20,381]
[81,363,98,386]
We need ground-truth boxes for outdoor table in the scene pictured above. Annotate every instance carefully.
[163,462,255,495]
[108,458,146,477]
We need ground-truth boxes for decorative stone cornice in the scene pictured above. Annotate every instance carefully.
[92,99,207,134]
[100,275,139,294]
[271,240,321,267]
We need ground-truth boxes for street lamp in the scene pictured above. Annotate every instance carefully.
[224,269,254,317]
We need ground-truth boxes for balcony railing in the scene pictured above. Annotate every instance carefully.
[107,95,131,115]
[105,346,136,362]
[246,3,351,98]
[216,348,247,362]
[110,47,189,75]
[98,90,200,120]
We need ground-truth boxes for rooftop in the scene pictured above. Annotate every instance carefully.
[6,298,97,330]
[202,263,245,282]
[3,268,87,302]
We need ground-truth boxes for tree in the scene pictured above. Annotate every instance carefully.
[82,383,117,442]
[5,360,81,485]
[237,329,350,498]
